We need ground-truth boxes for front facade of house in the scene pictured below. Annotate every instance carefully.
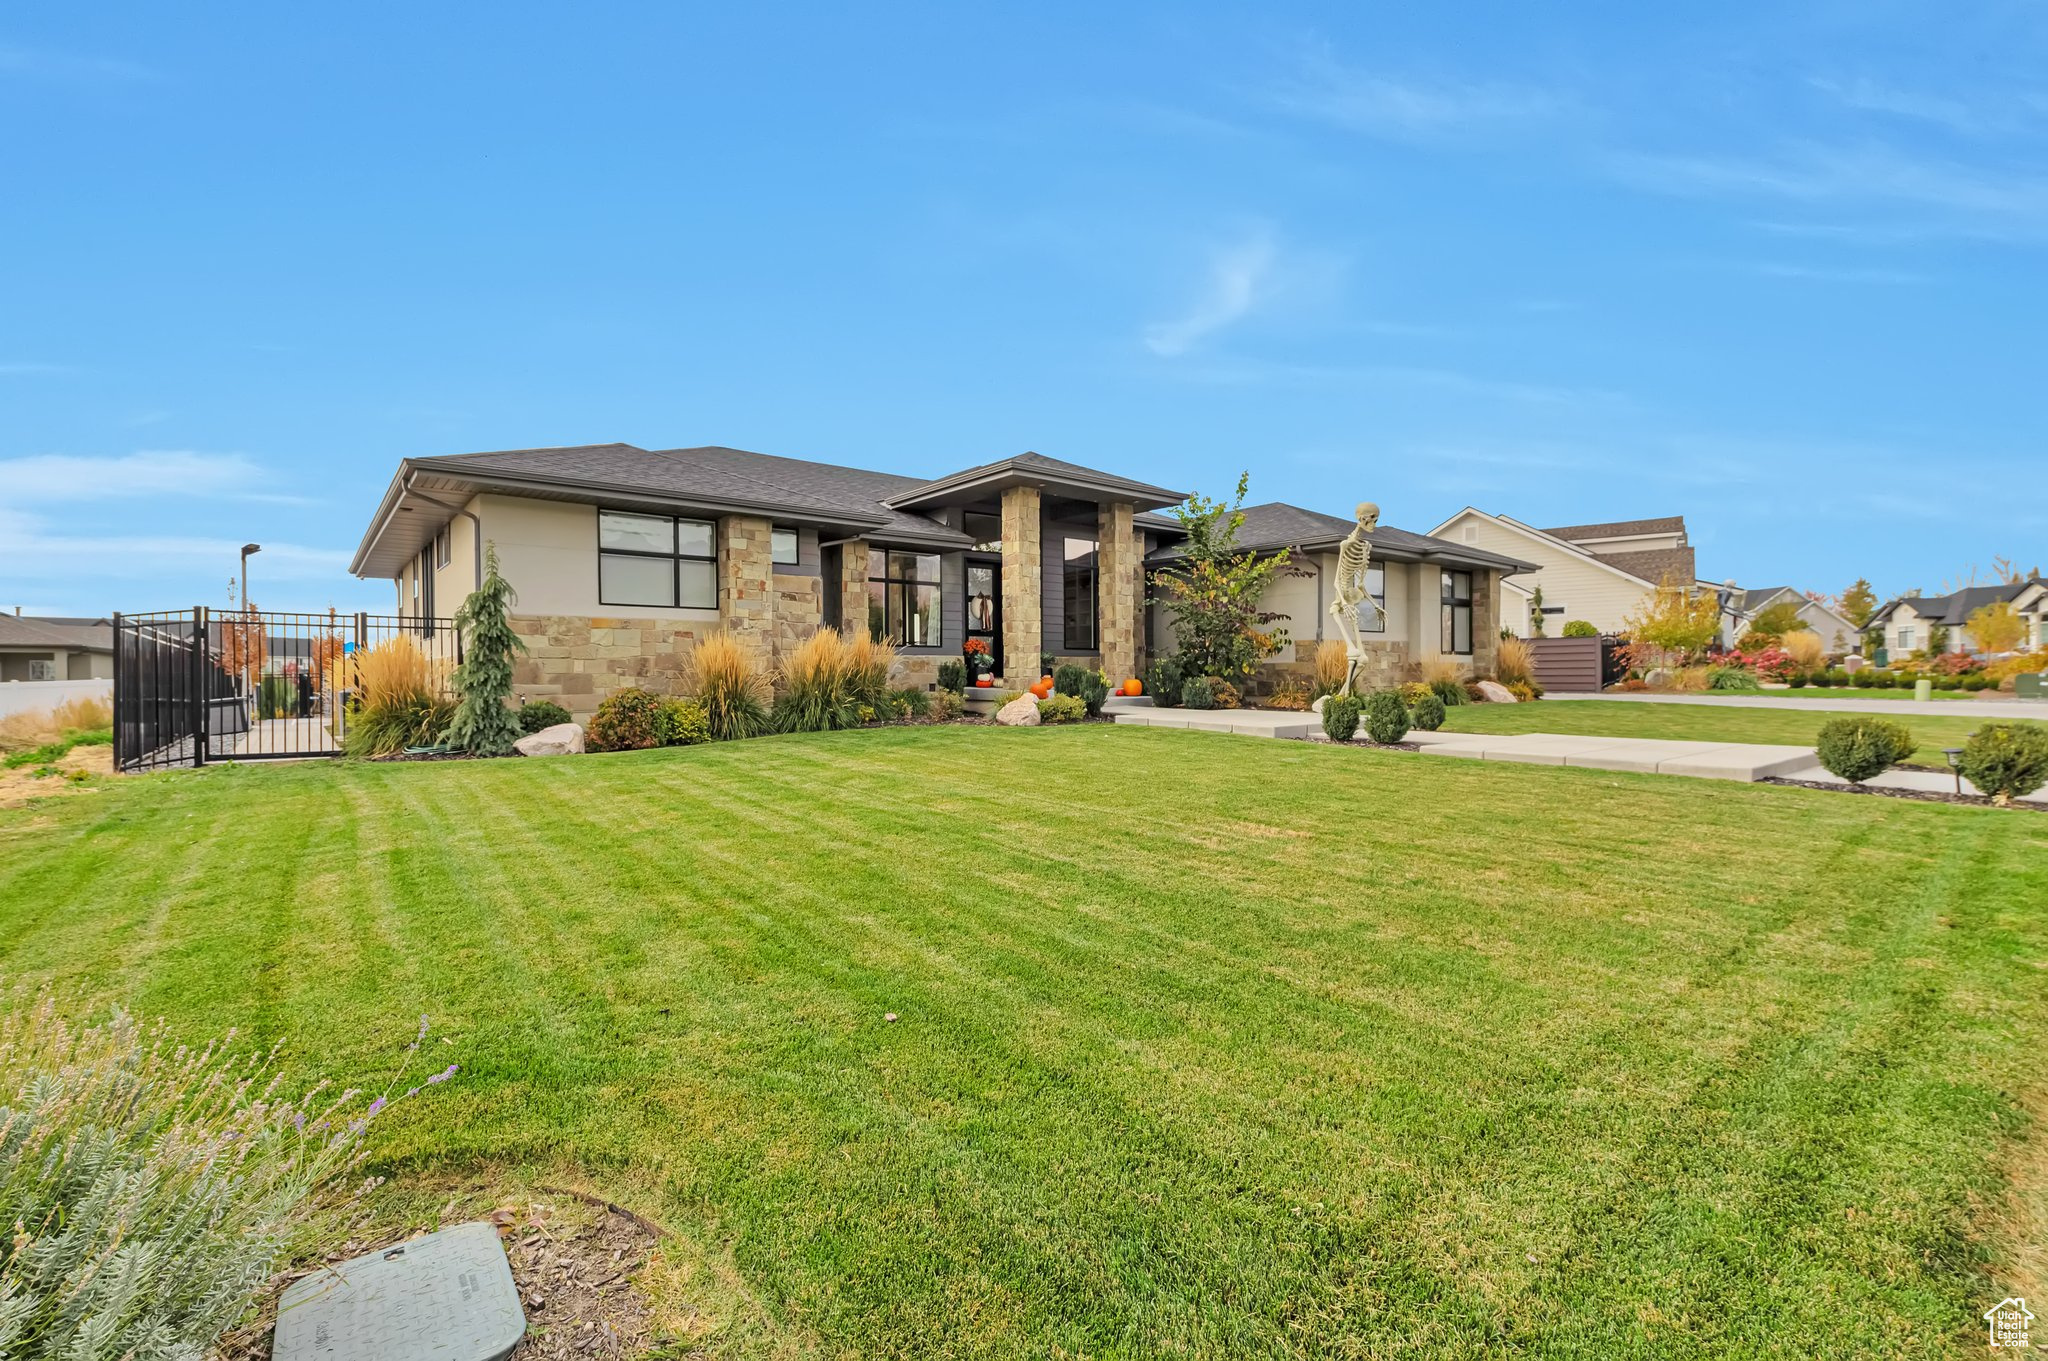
[1429,510,1700,638]
[1873,580,2048,657]
[351,444,1525,717]
[0,615,114,682]
[1735,587,1861,652]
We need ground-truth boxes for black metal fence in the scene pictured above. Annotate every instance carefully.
[113,609,460,772]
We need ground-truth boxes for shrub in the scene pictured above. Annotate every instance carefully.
[1320,693,1362,741]
[0,988,438,1361]
[936,659,966,693]
[1964,675,1994,692]
[342,693,454,758]
[446,543,527,757]
[928,689,963,720]
[0,696,114,756]
[1408,691,1446,731]
[1398,681,1433,708]
[1871,670,1898,689]
[1815,716,1914,784]
[1182,676,1218,710]
[517,699,572,734]
[894,686,932,718]
[1206,677,1242,710]
[1362,691,1411,744]
[1078,670,1110,716]
[689,630,771,740]
[1037,693,1087,723]
[1053,663,1089,697]
[655,697,711,746]
[775,628,860,733]
[1147,656,1185,709]
[846,633,898,712]
[1312,640,1349,699]
[1787,673,1809,689]
[1781,630,1826,671]
[1958,723,2048,805]
[1494,636,1535,689]
[1267,678,1312,711]
[257,674,294,720]
[1806,671,1833,688]
[1506,680,1540,702]
[1706,664,1759,692]
[1561,619,1598,638]
[1430,678,1469,707]
[587,687,664,751]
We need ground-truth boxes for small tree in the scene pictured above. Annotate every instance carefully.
[446,543,527,756]
[1837,578,1877,629]
[1528,586,1546,637]
[1153,472,1292,683]
[1749,599,1810,638]
[1620,576,1722,669]
[1968,599,2026,654]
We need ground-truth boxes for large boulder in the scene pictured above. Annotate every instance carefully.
[995,694,1041,727]
[1473,679,1518,704]
[513,722,586,756]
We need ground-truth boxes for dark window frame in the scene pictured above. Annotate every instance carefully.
[597,509,718,610]
[1441,569,1474,656]
[1358,564,1387,635]
[434,525,452,569]
[1063,536,1099,652]
[771,525,799,566]
[868,549,944,649]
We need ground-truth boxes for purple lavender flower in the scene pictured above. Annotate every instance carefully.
[425,1064,458,1085]
[364,1096,387,1119]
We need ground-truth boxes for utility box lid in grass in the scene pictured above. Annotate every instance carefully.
[274,1221,526,1361]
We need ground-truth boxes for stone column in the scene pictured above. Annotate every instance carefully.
[1000,485,1041,682]
[1412,560,1443,672]
[719,514,774,666]
[1096,500,1139,684]
[1471,569,1499,680]
[838,540,871,638]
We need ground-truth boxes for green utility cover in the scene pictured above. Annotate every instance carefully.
[273,1221,525,1361]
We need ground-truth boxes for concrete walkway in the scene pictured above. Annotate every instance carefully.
[1543,691,2046,719]
[1108,703,2047,801]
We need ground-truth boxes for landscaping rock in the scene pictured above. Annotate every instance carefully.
[995,695,1041,727]
[1474,680,1518,704]
[514,722,586,756]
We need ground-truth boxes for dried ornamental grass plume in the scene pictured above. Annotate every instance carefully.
[0,696,113,754]
[0,985,455,1361]
[774,629,859,733]
[1493,635,1534,688]
[1312,640,1349,698]
[1421,657,1466,687]
[843,631,897,710]
[1781,629,1826,670]
[687,630,771,741]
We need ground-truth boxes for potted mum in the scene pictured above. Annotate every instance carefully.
[963,638,995,686]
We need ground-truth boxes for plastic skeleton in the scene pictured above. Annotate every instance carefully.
[1327,502,1385,695]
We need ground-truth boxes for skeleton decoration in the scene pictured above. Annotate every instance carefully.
[1328,501,1385,696]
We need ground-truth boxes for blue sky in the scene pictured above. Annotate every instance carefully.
[3,2,2043,616]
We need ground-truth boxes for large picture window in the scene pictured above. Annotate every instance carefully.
[599,510,716,609]
[1441,569,1473,655]
[869,551,943,647]
[1063,536,1098,651]
[1358,564,1387,634]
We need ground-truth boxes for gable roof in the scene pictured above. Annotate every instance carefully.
[1148,503,1537,572]
[0,615,114,653]
[885,450,1185,512]
[1426,507,1674,589]
[1871,581,2036,626]
[1739,586,1796,612]
[1542,516,1686,543]
[1597,546,1697,588]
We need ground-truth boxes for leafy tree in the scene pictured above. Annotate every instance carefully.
[1528,585,1546,637]
[1620,575,1721,666]
[1749,599,1811,637]
[1837,578,1877,629]
[1153,472,1292,683]
[446,542,527,756]
[1925,622,1950,656]
[1968,599,2027,654]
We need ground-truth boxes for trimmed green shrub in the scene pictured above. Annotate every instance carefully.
[447,543,529,756]
[1814,716,1914,784]
[517,699,572,734]
[1787,673,1809,689]
[587,687,665,751]
[1561,620,1599,638]
[894,686,931,718]
[1053,663,1089,697]
[936,659,966,693]
[257,674,294,720]
[928,690,963,720]
[1182,676,1218,710]
[1038,693,1087,723]
[1079,670,1110,717]
[1958,722,2048,804]
[1408,691,1446,731]
[1321,693,1362,742]
[1363,691,1411,744]
[1871,671,1898,689]
[1147,656,1185,708]
[1964,675,1994,692]
[654,697,710,746]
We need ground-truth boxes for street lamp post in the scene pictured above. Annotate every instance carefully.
[240,543,262,612]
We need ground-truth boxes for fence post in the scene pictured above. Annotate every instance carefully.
[193,606,210,767]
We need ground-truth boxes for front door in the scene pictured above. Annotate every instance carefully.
[965,558,1001,676]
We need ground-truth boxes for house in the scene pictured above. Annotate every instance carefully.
[1146,503,1534,693]
[1733,586,1861,652]
[1426,510,1704,637]
[1871,578,2048,658]
[0,613,114,682]
[350,443,1530,717]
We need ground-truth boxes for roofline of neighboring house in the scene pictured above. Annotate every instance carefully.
[1741,585,1859,634]
[882,453,1188,513]
[1145,522,1539,574]
[1426,507,1666,591]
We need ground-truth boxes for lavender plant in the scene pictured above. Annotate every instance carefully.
[0,989,454,1360]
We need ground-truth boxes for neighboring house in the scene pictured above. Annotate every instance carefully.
[1734,586,1861,652]
[350,443,1530,717]
[1146,503,1534,693]
[0,613,114,682]
[1871,578,2048,657]
[1427,510,1700,637]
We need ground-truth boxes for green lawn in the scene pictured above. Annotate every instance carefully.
[1717,687,1982,702]
[2,726,2043,1357]
[1443,698,2027,767]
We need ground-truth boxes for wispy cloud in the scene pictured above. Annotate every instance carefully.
[0,508,348,582]
[0,43,153,83]
[1143,228,1283,357]
[1271,48,1564,144]
[1808,75,2048,138]
[0,451,313,504]
[0,362,73,376]
[1151,355,1625,409]
[1737,260,1928,284]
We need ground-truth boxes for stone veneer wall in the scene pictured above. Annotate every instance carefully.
[1096,501,1139,685]
[1471,568,1501,681]
[837,541,870,640]
[1249,639,1410,698]
[510,615,710,718]
[1000,485,1042,684]
[719,514,774,667]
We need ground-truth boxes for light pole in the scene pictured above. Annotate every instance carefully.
[240,543,262,612]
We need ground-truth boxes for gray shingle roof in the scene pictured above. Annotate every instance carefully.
[1872,582,2033,626]
[0,616,113,652]
[886,450,1186,510]
[1542,516,1687,542]
[1598,546,1697,588]
[1147,502,1536,572]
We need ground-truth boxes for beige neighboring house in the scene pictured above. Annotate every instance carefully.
[1871,578,2048,657]
[1733,586,1861,652]
[1427,510,1701,637]
[350,443,1531,718]
[0,613,114,682]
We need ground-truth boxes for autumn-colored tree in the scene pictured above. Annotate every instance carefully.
[1620,575,1722,667]
[217,606,269,685]
[1152,472,1292,682]
[1967,599,2027,654]
[1836,578,1877,629]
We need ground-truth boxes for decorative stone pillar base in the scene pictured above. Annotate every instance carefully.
[838,540,871,639]
[1097,500,1139,684]
[719,514,774,666]
[1000,486,1042,681]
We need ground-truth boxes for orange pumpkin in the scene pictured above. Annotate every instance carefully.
[1123,678,1143,696]
[1031,679,1053,699]
[974,676,993,688]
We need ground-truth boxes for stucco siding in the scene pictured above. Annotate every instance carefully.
[1437,511,1651,636]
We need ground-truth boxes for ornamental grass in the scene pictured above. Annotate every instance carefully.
[688,630,771,741]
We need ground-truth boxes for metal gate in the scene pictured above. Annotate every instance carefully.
[113,608,460,771]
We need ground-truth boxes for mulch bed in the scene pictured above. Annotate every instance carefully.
[1760,776,2046,812]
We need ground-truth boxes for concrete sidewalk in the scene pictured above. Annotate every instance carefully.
[1542,690,2046,719]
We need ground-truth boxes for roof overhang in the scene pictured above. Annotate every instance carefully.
[1146,535,1540,575]
[885,459,1188,514]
